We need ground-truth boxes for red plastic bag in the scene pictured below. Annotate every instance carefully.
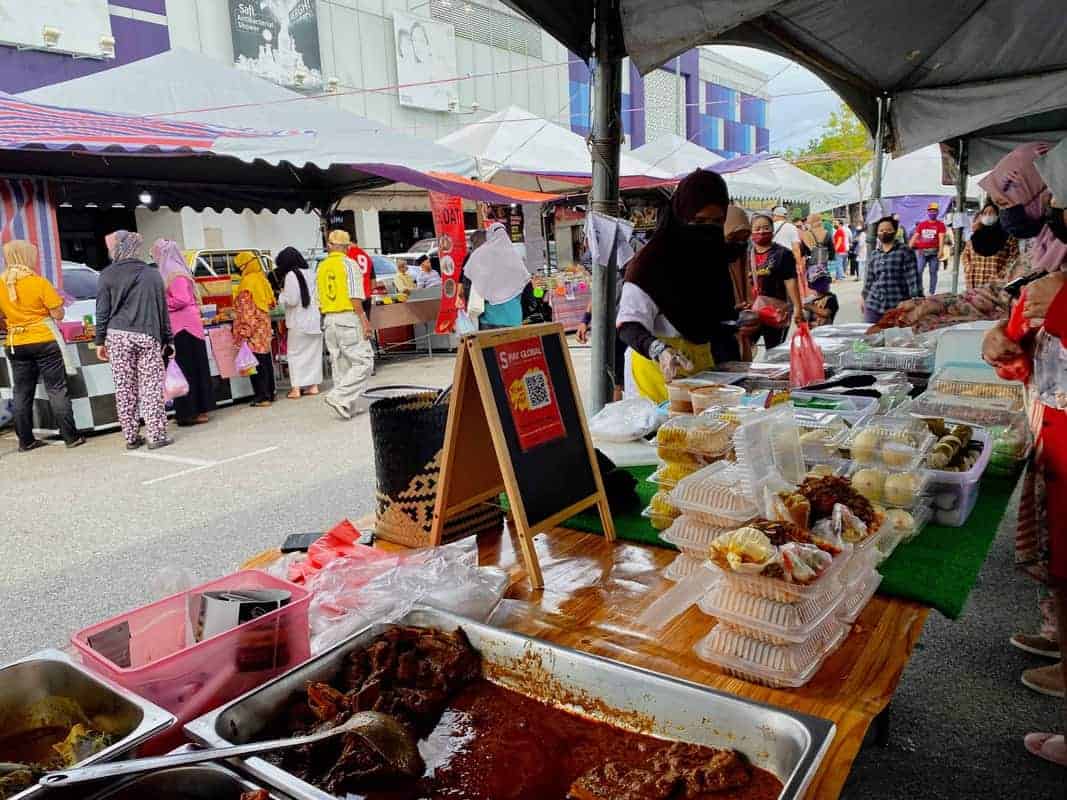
[789,322,826,388]
[287,519,391,583]
[997,290,1033,383]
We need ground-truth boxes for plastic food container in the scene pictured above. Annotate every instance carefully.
[841,346,934,373]
[656,414,734,458]
[928,365,1026,408]
[670,462,760,526]
[909,390,1025,428]
[660,515,728,557]
[790,391,879,426]
[839,568,882,625]
[796,411,851,460]
[641,505,678,532]
[926,429,992,527]
[733,404,807,492]
[694,617,849,687]
[647,461,701,489]
[710,545,854,604]
[848,464,933,509]
[690,384,747,414]
[72,570,311,736]
[664,552,705,581]
[846,418,936,472]
[698,582,845,645]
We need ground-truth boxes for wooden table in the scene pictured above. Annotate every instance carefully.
[245,524,928,799]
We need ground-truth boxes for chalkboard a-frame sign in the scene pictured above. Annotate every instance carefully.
[430,322,615,588]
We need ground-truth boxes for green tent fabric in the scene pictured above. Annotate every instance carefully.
[557,466,1017,619]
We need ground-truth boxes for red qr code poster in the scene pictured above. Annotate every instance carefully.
[495,337,567,452]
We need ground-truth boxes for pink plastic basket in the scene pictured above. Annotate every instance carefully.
[71,570,311,743]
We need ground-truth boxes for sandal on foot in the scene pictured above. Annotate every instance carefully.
[1024,733,1067,767]
[287,390,301,399]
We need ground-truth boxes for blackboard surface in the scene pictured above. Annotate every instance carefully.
[481,333,597,527]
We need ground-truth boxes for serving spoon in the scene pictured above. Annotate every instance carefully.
[39,711,422,788]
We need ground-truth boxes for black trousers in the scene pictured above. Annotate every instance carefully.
[250,351,276,403]
[754,324,790,350]
[170,330,215,423]
[6,341,78,447]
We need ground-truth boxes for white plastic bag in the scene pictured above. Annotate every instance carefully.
[588,397,662,442]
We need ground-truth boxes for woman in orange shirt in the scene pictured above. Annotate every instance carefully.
[0,240,83,451]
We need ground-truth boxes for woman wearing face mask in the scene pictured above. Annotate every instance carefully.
[616,169,744,403]
[747,213,805,350]
[962,202,1019,289]
[860,216,922,325]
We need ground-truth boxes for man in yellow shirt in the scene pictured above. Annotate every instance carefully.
[393,259,418,294]
[0,240,83,450]
[317,230,374,419]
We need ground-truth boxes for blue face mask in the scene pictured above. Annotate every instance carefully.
[999,205,1046,239]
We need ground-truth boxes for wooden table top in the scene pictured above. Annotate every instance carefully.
[244,523,929,799]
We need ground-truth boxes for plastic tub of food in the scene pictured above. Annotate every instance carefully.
[670,462,760,525]
[71,571,311,737]
[656,414,735,458]
[839,568,883,624]
[796,412,851,461]
[848,465,933,509]
[928,365,1026,407]
[698,582,845,645]
[660,515,729,556]
[709,545,854,604]
[841,346,935,373]
[846,418,936,472]
[925,429,991,527]
[790,391,879,426]
[690,384,747,415]
[664,552,706,582]
[693,617,849,687]
[734,404,807,491]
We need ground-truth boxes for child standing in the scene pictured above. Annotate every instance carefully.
[804,272,839,328]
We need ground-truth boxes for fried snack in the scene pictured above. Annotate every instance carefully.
[659,461,699,485]
[798,475,878,529]
[650,490,680,519]
[709,527,776,572]
[685,419,732,455]
[657,445,698,465]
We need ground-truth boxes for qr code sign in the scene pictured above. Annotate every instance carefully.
[523,368,551,410]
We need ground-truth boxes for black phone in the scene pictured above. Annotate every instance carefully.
[280,531,376,553]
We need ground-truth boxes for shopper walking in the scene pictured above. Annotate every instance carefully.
[96,230,172,450]
[747,213,804,349]
[861,216,922,325]
[801,213,834,281]
[962,202,1019,289]
[274,247,322,398]
[910,201,947,294]
[0,240,83,451]
[318,230,373,420]
[771,205,802,263]
[151,239,213,426]
[464,222,531,330]
[232,251,276,407]
[831,219,850,281]
[855,224,868,280]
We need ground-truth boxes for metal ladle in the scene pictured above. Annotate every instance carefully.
[39,711,423,788]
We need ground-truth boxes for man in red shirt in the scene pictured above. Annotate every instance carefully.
[346,239,375,318]
[831,219,850,281]
[909,201,947,295]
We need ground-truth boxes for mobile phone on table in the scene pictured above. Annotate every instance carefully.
[280,530,374,553]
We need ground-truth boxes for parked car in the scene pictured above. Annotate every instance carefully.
[60,261,99,323]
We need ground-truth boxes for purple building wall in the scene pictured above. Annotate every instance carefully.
[0,6,169,94]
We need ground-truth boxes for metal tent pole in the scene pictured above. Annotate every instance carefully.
[866,96,887,263]
[951,138,969,294]
[588,0,623,412]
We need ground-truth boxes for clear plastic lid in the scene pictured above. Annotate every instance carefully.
[647,461,701,488]
[698,581,845,645]
[839,568,882,625]
[845,418,936,471]
[671,462,760,518]
[660,515,730,555]
[928,365,1026,408]
[761,344,793,364]
[693,617,849,688]
[710,545,854,604]
[690,384,747,415]
[664,552,705,582]
[655,414,734,457]
[797,412,851,459]
[841,346,934,372]
[909,392,1026,428]
[855,504,931,560]
[734,404,807,493]
[848,465,933,510]
[791,391,879,426]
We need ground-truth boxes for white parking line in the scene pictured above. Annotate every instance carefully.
[124,451,215,467]
[140,446,279,486]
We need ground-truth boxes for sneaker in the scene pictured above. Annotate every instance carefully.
[65,437,86,449]
[147,437,175,451]
[1010,633,1061,659]
[18,440,47,453]
[126,436,145,451]
[1021,663,1065,698]
[324,395,352,420]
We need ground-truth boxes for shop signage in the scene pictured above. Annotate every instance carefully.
[229,0,323,89]
[429,192,467,334]
[494,337,566,452]
[393,11,458,111]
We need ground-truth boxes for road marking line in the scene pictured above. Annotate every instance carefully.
[125,451,216,467]
[141,446,279,486]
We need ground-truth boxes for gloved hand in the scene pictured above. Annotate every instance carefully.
[657,347,694,382]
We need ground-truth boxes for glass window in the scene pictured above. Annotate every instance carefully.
[61,268,99,300]
[192,257,213,278]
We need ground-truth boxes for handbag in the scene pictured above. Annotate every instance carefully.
[163,358,190,400]
[235,341,258,377]
[750,248,792,328]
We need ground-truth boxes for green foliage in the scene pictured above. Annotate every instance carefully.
[786,104,872,187]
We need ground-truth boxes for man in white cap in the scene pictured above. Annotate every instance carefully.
[771,205,803,266]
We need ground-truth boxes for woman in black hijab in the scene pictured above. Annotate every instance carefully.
[962,201,1019,289]
[274,247,323,398]
[616,168,742,402]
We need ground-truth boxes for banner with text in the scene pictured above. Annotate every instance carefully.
[430,192,467,334]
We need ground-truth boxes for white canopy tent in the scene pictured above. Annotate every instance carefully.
[723,155,848,208]
[436,105,671,192]
[631,134,723,176]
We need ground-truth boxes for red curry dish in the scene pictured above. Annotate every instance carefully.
[264,626,783,799]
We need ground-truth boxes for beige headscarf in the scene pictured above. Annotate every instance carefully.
[2,240,39,302]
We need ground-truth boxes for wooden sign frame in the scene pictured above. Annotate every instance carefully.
[430,322,615,588]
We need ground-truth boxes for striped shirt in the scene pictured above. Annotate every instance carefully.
[862,241,922,315]
[962,237,1019,289]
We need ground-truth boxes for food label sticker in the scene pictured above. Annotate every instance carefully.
[496,336,566,451]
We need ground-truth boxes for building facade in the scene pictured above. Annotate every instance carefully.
[1,1,770,257]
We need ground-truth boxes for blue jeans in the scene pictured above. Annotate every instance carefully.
[917,249,939,294]
[830,255,846,280]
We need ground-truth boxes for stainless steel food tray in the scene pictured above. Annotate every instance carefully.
[187,608,835,800]
[85,763,284,799]
[0,648,175,800]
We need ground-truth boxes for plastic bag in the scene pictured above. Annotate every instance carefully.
[235,342,258,377]
[588,398,662,442]
[163,359,190,400]
[789,322,826,387]
[455,309,478,336]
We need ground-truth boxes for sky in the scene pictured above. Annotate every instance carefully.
[709,45,845,153]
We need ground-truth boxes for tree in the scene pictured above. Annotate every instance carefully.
[786,104,872,192]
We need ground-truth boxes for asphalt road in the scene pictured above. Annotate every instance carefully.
[2,274,1063,797]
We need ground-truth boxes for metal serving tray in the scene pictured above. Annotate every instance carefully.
[187,608,835,800]
[86,763,284,799]
[0,648,175,800]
